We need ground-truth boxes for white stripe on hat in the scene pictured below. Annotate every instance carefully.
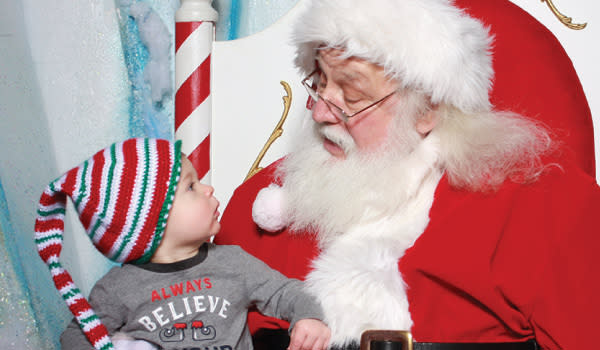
[108,139,145,261]
[92,142,125,249]
[85,147,111,238]
[75,157,93,214]
[137,141,163,258]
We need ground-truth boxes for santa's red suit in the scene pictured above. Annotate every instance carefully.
[215,0,600,348]
[216,158,600,349]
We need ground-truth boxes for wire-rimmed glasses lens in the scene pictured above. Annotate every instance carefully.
[301,69,396,123]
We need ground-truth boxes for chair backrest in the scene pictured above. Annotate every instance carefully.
[456,0,595,176]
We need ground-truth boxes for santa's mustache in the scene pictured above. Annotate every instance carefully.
[315,124,356,154]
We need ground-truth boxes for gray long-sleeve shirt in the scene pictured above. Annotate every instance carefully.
[60,243,323,349]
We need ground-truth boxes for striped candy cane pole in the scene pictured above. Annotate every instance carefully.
[175,0,218,184]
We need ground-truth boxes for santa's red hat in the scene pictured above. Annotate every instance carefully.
[291,0,494,113]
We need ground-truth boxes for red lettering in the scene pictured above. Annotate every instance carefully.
[193,279,203,290]
[161,287,171,299]
[153,278,211,301]
[186,281,196,293]
[170,283,184,296]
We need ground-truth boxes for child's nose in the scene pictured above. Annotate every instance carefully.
[202,184,214,196]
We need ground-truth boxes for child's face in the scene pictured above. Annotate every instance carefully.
[163,156,221,246]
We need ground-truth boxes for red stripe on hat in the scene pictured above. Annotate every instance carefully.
[38,243,62,262]
[62,166,79,198]
[175,56,211,130]
[96,139,138,257]
[39,191,66,207]
[79,150,106,230]
[70,297,93,316]
[35,218,64,232]
[52,270,74,290]
[86,323,111,344]
[128,140,172,261]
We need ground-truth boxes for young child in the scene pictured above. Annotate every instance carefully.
[34,138,330,350]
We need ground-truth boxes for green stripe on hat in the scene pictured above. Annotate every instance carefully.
[37,207,66,217]
[74,160,90,209]
[89,144,117,240]
[61,286,81,301]
[136,140,182,264]
[34,233,62,245]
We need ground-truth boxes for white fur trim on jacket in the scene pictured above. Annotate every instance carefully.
[291,0,494,113]
[304,135,443,347]
[253,184,290,232]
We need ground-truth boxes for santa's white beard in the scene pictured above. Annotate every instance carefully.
[280,112,443,345]
[280,109,430,247]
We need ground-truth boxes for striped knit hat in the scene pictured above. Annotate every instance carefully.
[34,138,182,350]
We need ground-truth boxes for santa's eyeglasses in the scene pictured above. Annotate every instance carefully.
[301,69,397,123]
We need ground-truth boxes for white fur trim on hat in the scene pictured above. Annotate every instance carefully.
[252,184,290,232]
[291,0,494,113]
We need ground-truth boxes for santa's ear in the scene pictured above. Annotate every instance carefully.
[416,107,439,135]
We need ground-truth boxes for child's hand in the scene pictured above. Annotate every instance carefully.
[288,318,331,350]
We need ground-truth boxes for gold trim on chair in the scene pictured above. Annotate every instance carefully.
[244,81,293,181]
[542,0,587,30]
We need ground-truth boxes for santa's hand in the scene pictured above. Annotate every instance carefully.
[112,332,158,350]
[288,318,331,350]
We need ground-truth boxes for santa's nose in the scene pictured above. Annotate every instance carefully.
[311,98,340,124]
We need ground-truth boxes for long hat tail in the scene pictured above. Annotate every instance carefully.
[34,175,114,350]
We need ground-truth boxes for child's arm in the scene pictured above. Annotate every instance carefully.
[233,246,330,348]
[288,318,331,350]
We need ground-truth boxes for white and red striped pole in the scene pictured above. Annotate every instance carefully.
[175,0,218,184]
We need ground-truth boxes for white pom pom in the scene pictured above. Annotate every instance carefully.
[252,184,289,232]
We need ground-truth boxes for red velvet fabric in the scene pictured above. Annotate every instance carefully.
[218,159,600,348]
[215,0,599,348]
[400,164,600,347]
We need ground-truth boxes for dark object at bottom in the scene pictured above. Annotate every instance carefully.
[371,340,402,350]
[252,328,290,350]
[252,328,538,350]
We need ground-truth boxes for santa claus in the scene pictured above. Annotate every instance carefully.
[216,0,600,349]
